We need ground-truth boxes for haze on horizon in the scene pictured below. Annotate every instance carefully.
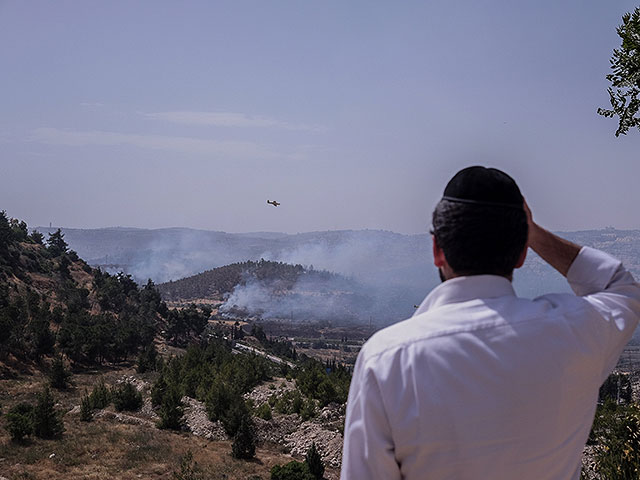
[1,1,638,235]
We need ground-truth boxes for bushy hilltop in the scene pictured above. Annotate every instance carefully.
[0,211,210,369]
[157,259,352,302]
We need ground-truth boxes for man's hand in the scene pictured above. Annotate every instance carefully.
[524,199,581,277]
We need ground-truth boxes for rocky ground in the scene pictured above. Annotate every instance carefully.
[68,374,346,477]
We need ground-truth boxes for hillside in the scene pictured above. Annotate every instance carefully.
[158,259,372,323]
[0,212,346,479]
[0,212,217,373]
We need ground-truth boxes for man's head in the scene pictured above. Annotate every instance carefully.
[431,166,528,280]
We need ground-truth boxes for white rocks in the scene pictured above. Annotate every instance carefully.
[181,396,227,440]
[140,397,159,421]
[244,378,296,407]
[115,375,150,392]
[284,421,343,469]
[94,410,156,428]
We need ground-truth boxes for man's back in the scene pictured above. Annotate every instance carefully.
[341,247,640,479]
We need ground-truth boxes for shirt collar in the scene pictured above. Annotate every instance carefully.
[413,275,517,316]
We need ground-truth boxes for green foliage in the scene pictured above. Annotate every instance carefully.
[305,442,324,479]
[231,416,256,459]
[137,343,159,373]
[598,7,640,136]
[80,393,93,422]
[205,378,235,423]
[165,304,210,347]
[255,402,272,420]
[589,402,640,478]
[49,355,71,390]
[221,399,250,437]
[6,402,34,442]
[0,212,169,365]
[112,381,143,412]
[300,397,317,422]
[157,384,184,430]
[0,211,13,255]
[47,229,68,257]
[270,461,315,480]
[274,389,304,415]
[10,218,29,242]
[599,372,633,404]
[252,324,297,361]
[89,377,111,409]
[33,386,64,439]
[30,230,45,245]
[295,358,350,407]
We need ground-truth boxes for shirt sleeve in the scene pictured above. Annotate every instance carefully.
[566,246,640,380]
[341,351,401,480]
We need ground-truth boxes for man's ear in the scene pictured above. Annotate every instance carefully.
[432,236,446,268]
[514,246,527,269]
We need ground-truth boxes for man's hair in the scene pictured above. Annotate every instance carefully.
[432,199,528,277]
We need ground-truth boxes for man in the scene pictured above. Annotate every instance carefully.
[341,166,640,479]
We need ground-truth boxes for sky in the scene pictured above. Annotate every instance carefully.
[1,0,638,235]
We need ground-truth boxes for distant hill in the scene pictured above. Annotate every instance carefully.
[158,259,374,323]
[35,225,640,326]
[158,259,343,300]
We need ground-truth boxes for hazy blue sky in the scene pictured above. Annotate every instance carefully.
[1,1,638,234]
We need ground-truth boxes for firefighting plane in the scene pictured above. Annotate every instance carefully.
[267,200,281,207]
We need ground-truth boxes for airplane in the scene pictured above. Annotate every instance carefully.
[267,200,281,207]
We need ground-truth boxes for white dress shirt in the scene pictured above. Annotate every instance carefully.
[341,247,640,480]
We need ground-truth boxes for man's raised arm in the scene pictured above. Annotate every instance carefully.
[524,200,581,277]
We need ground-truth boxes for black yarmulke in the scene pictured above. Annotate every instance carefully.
[442,166,523,208]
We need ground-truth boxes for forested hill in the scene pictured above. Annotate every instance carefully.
[156,259,348,302]
[0,211,209,370]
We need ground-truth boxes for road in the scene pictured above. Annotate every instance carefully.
[233,342,296,369]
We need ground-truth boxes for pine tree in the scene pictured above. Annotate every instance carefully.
[157,384,184,430]
[231,415,256,459]
[112,381,143,412]
[80,392,93,422]
[6,402,34,442]
[305,442,325,479]
[597,7,640,136]
[33,386,64,438]
[89,377,111,409]
[49,355,71,389]
[47,229,68,257]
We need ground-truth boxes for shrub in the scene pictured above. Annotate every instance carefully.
[6,402,34,442]
[157,384,183,430]
[305,442,324,479]
[49,355,71,389]
[270,461,315,480]
[300,398,317,421]
[80,393,92,422]
[255,402,272,420]
[33,386,64,439]
[221,400,249,437]
[89,377,111,409]
[231,416,256,459]
[137,343,158,373]
[112,382,143,412]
